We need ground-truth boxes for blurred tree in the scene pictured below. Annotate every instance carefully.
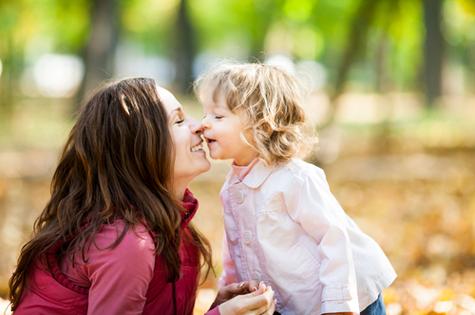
[191,0,282,61]
[245,0,281,60]
[318,0,381,128]
[173,0,195,93]
[76,0,120,105]
[0,0,24,114]
[422,0,445,107]
[0,31,16,114]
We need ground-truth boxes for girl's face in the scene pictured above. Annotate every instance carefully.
[200,91,257,166]
[157,86,210,182]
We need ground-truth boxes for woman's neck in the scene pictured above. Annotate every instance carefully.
[173,178,190,201]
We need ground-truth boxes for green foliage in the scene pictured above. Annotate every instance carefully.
[0,0,474,96]
[0,0,89,53]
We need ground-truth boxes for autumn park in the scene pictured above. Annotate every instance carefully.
[1,0,475,314]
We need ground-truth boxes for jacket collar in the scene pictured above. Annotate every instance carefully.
[236,158,274,189]
[181,188,198,228]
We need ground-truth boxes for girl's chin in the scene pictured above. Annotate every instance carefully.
[208,149,223,160]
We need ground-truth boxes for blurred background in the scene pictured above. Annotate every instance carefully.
[1,0,475,314]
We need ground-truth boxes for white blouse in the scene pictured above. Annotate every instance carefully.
[219,158,396,315]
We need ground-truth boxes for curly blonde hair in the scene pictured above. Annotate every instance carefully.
[195,62,311,166]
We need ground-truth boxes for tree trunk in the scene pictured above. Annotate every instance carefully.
[422,0,444,108]
[173,0,195,94]
[332,0,379,100]
[320,0,379,128]
[76,0,120,107]
[0,35,14,114]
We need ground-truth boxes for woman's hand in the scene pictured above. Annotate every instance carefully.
[210,280,261,308]
[218,282,276,315]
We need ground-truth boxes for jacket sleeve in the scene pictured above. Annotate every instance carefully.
[218,234,238,288]
[283,168,359,314]
[85,224,155,315]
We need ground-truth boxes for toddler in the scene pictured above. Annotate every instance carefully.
[195,63,396,315]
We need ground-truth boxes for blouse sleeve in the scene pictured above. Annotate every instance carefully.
[283,168,359,314]
[85,223,155,315]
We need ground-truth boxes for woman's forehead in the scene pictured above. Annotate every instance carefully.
[157,86,182,113]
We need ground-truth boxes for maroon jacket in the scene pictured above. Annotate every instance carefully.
[14,189,220,315]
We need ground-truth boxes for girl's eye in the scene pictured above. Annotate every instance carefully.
[175,118,185,125]
[214,115,224,119]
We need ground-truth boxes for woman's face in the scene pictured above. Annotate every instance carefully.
[157,86,210,184]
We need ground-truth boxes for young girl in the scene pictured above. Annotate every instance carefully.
[195,64,397,315]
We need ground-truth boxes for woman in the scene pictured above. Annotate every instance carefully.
[8,78,275,314]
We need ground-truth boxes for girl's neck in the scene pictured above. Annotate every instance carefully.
[233,153,259,166]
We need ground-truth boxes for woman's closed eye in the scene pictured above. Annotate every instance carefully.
[174,114,185,125]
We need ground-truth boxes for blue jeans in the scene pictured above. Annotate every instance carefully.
[361,294,386,315]
[272,294,386,315]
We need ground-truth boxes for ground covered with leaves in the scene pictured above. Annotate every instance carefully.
[1,101,475,314]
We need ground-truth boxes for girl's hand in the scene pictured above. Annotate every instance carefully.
[210,280,261,308]
[218,282,275,315]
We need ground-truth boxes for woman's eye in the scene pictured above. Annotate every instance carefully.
[175,118,185,125]
[214,115,224,119]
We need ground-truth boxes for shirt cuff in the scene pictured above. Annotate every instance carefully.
[320,285,359,313]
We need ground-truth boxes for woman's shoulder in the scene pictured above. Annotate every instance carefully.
[61,220,156,286]
[96,220,154,248]
[88,220,156,264]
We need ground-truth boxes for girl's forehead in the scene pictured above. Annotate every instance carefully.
[202,89,228,111]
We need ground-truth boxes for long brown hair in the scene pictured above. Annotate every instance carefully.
[9,78,212,310]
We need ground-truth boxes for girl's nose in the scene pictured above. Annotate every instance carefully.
[200,116,210,130]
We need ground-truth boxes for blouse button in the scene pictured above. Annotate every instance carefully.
[243,230,252,245]
[235,190,244,204]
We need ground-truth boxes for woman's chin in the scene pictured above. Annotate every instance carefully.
[194,156,211,174]
[200,159,211,172]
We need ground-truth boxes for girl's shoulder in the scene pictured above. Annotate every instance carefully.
[277,158,326,183]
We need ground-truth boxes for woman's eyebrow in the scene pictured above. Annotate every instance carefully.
[170,107,184,115]
[169,107,184,121]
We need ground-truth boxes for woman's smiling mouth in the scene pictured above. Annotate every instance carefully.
[191,142,204,152]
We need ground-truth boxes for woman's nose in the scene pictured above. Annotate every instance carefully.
[189,118,204,135]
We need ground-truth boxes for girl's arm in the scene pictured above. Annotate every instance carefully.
[283,168,359,314]
[85,224,155,314]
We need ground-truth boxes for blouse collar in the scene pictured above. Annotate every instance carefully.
[231,158,260,181]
